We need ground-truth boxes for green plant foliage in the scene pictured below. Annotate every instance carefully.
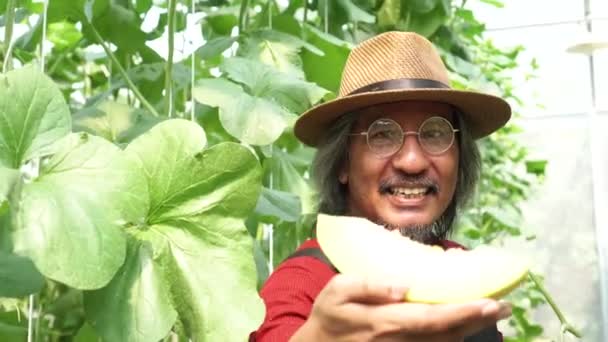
[0,66,71,168]
[11,132,145,289]
[85,120,264,341]
[0,251,44,297]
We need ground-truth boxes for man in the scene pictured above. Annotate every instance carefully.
[250,31,513,341]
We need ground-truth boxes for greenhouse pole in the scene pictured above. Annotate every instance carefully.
[582,0,608,338]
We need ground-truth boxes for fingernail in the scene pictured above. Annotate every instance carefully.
[481,301,500,317]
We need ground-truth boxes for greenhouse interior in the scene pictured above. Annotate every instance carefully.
[0,0,607,341]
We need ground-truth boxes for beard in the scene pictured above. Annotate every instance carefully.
[377,200,457,245]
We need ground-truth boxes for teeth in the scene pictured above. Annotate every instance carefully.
[392,187,428,196]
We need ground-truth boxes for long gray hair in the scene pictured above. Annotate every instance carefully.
[311,108,481,237]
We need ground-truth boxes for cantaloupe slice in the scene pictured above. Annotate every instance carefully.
[316,214,529,303]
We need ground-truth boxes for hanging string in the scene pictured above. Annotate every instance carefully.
[324,0,328,33]
[190,0,196,122]
[29,2,48,340]
[39,0,48,72]
[268,0,272,29]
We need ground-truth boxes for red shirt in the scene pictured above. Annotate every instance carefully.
[250,238,491,341]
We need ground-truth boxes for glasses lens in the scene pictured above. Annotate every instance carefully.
[419,117,455,154]
[367,119,402,157]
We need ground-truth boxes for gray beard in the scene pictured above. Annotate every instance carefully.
[378,210,451,245]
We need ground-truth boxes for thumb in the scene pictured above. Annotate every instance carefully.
[327,274,408,305]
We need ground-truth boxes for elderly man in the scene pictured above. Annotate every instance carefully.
[250,31,512,341]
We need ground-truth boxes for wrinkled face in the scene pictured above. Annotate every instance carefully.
[340,101,459,230]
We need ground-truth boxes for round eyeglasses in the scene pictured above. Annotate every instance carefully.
[349,116,459,158]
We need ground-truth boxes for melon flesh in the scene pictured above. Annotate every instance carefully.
[316,214,529,303]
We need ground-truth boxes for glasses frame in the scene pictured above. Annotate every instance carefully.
[349,116,460,158]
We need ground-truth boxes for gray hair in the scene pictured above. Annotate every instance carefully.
[311,109,481,237]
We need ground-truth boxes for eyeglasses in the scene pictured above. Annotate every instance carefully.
[349,116,459,158]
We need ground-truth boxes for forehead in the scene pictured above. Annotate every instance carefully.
[354,101,455,129]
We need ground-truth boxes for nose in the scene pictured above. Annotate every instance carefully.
[390,134,431,174]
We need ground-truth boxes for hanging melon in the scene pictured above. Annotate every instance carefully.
[316,214,529,303]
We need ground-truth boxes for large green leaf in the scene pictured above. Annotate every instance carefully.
[86,3,148,53]
[404,0,438,13]
[255,187,302,223]
[264,149,316,214]
[73,101,163,144]
[86,119,263,341]
[302,26,351,94]
[0,66,71,169]
[84,235,177,342]
[193,78,290,145]
[397,4,448,37]
[11,133,148,289]
[221,57,328,114]
[239,30,323,78]
[0,251,44,297]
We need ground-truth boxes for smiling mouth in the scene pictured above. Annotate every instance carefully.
[390,187,430,198]
[388,186,434,199]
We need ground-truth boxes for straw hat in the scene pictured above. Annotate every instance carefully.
[294,31,511,146]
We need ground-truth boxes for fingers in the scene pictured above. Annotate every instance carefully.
[321,274,409,306]
[370,299,511,337]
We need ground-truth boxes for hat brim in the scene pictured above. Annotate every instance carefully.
[294,88,511,146]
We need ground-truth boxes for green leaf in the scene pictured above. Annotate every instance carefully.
[47,21,83,51]
[85,3,148,53]
[302,25,351,94]
[0,251,44,297]
[120,120,264,340]
[193,78,290,145]
[525,160,547,176]
[239,30,323,78]
[378,0,401,27]
[47,0,109,22]
[0,65,71,169]
[255,187,302,223]
[125,119,209,223]
[317,0,375,35]
[84,236,177,342]
[271,214,315,268]
[196,36,237,60]
[221,57,328,114]
[203,7,239,36]
[12,133,148,289]
[73,101,162,144]
[264,149,316,214]
[404,0,438,13]
[398,5,448,37]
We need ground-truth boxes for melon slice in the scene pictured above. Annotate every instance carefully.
[316,214,529,303]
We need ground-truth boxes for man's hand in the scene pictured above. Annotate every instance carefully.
[290,274,511,342]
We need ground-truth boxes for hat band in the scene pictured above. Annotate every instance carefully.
[349,78,450,95]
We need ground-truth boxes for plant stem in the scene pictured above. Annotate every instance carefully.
[39,0,49,72]
[190,0,196,121]
[324,0,329,33]
[88,23,161,117]
[268,0,273,29]
[238,0,250,33]
[302,0,308,40]
[165,0,177,117]
[528,272,582,338]
[3,0,16,73]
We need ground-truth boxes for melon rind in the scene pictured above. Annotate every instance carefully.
[316,214,529,304]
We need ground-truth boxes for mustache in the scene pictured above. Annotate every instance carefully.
[378,174,439,194]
